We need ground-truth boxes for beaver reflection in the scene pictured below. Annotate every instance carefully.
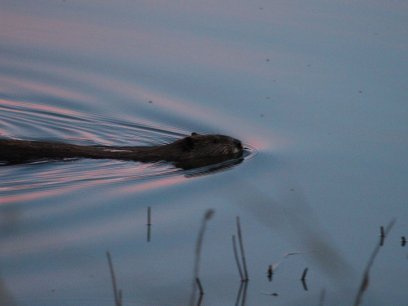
[0,132,244,170]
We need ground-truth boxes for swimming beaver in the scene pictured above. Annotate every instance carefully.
[0,133,244,169]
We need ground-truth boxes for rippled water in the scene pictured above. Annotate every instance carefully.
[1,1,407,305]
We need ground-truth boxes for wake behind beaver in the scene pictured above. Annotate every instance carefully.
[0,133,244,170]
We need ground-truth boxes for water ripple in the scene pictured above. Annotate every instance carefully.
[0,51,253,206]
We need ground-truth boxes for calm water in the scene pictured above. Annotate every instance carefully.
[1,1,407,305]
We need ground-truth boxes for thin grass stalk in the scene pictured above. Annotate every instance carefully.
[189,209,214,306]
[353,218,396,306]
[300,267,309,291]
[301,267,308,280]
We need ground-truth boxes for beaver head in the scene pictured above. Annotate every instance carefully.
[161,132,243,169]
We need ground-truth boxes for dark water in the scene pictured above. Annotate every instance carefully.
[1,1,407,305]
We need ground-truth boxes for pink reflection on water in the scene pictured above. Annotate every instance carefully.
[1,189,63,206]
[245,134,289,151]
[0,98,81,118]
[1,161,184,206]
[1,5,278,75]
[72,130,107,145]
[0,73,91,105]
[109,172,187,197]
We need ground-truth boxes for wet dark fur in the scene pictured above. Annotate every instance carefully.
[0,133,243,169]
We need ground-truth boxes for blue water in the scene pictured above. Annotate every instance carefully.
[1,1,407,305]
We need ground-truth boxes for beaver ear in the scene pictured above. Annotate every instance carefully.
[182,136,195,151]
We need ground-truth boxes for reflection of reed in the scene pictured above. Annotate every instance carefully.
[146,206,152,242]
[234,280,248,306]
[106,251,123,306]
[195,278,204,299]
[232,217,249,282]
[195,289,204,306]
[231,217,249,305]
[353,219,396,306]
[232,235,244,280]
[235,217,249,282]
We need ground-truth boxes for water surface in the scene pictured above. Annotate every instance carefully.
[1,1,407,305]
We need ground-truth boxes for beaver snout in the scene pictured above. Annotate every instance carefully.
[234,139,243,150]
[230,139,243,155]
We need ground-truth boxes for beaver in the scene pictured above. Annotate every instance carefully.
[0,133,244,169]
